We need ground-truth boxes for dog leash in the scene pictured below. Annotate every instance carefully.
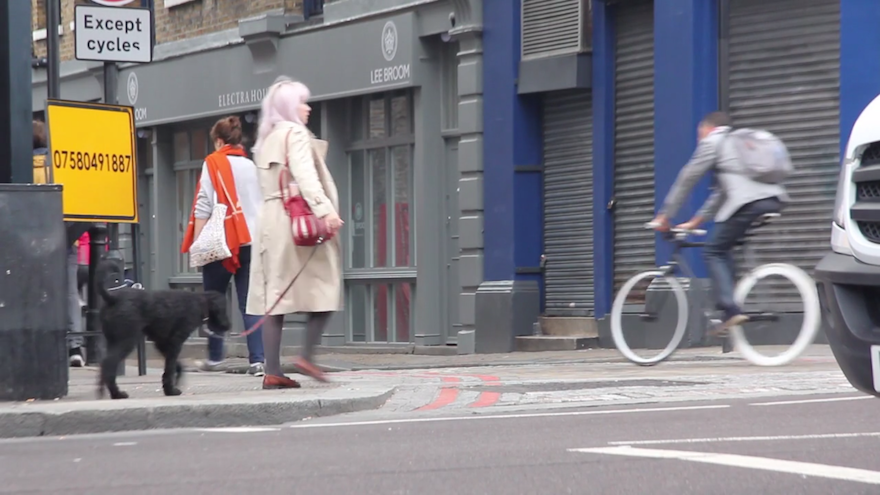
[233,242,322,338]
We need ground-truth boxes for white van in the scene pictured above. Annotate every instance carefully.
[815,94,880,398]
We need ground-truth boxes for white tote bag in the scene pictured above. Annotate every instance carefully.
[189,202,232,268]
[188,173,234,268]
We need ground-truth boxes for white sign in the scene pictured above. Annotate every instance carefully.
[163,0,199,7]
[89,0,138,5]
[75,5,153,64]
[370,20,411,86]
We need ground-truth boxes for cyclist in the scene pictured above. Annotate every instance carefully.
[649,111,788,336]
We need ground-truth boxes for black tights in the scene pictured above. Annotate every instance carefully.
[262,312,331,377]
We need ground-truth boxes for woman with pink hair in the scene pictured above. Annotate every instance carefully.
[246,77,344,389]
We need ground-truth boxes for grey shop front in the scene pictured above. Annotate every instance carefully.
[117,8,472,347]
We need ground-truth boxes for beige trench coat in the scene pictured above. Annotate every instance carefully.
[245,122,343,315]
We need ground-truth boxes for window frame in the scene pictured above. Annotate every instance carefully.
[343,90,417,343]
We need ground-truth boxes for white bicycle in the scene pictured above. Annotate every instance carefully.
[610,213,821,366]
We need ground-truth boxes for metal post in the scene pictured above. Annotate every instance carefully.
[103,62,125,268]
[132,222,147,376]
[0,1,34,184]
[85,225,107,366]
[45,0,60,99]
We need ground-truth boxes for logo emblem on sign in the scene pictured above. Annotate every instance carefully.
[89,0,138,5]
[354,203,363,221]
[381,21,398,62]
[127,72,138,105]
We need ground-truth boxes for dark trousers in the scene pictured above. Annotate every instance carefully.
[703,197,783,319]
[202,245,264,364]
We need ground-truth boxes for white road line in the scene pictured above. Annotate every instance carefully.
[569,446,880,485]
[750,395,873,407]
[112,442,137,446]
[287,404,728,429]
[196,427,282,433]
[607,432,880,447]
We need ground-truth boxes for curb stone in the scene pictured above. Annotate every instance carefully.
[0,386,395,439]
[220,352,740,374]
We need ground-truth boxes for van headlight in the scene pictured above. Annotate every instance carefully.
[833,158,856,228]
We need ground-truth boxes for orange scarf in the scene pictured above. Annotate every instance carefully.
[180,145,252,274]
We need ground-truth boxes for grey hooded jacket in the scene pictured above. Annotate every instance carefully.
[659,126,789,223]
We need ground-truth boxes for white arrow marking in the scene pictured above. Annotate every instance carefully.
[569,446,880,485]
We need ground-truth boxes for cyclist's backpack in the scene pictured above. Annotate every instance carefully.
[725,128,793,184]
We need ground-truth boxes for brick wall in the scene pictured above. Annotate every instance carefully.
[154,0,303,44]
[32,0,304,61]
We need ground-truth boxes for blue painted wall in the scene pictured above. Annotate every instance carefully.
[840,0,880,157]
[482,0,544,284]
[652,0,718,278]
[591,0,615,318]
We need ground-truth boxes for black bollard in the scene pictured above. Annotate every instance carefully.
[0,184,68,401]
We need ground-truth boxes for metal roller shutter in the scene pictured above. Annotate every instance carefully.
[613,0,655,294]
[727,0,840,309]
[543,90,594,316]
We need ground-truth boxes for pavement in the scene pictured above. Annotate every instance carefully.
[0,344,860,442]
[1,393,878,494]
[159,343,836,373]
[0,367,394,439]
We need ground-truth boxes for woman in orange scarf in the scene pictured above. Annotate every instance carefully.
[181,116,265,376]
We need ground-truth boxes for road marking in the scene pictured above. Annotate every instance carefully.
[468,375,501,408]
[196,427,281,433]
[569,446,880,485]
[113,442,137,446]
[288,404,728,429]
[607,431,880,447]
[750,395,873,407]
[415,376,461,411]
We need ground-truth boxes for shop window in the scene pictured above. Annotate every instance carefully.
[348,282,414,343]
[440,39,459,131]
[348,91,414,270]
[173,125,212,276]
[346,90,416,343]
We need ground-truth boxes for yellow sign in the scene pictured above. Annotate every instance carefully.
[46,99,139,223]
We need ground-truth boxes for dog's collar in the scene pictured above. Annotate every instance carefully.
[107,281,144,291]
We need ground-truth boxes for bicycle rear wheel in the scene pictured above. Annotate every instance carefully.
[610,270,689,366]
[729,263,821,366]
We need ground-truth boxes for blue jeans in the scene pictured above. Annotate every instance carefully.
[67,248,83,350]
[703,197,783,319]
[202,245,264,364]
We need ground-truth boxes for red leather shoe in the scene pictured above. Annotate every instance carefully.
[262,374,301,389]
[293,357,329,383]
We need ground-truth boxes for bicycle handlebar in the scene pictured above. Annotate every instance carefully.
[644,222,707,238]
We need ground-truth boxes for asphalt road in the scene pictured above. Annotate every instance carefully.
[2,393,879,495]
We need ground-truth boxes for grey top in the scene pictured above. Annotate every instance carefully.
[660,126,789,223]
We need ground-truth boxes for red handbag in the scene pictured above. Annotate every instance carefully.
[278,130,333,247]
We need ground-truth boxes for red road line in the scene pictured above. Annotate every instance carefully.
[468,375,501,408]
[415,376,461,411]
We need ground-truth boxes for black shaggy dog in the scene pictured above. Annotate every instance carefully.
[96,261,231,399]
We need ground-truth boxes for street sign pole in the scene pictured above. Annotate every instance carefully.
[46,0,61,99]
[102,60,125,374]
[68,3,153,373]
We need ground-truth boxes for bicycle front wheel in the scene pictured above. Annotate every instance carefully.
[729,263,821,367]
[610,270,689,366]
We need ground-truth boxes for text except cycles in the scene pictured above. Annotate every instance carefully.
[52,150,133,173]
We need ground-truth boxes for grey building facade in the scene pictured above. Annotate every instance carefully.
[35,0,484,348]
